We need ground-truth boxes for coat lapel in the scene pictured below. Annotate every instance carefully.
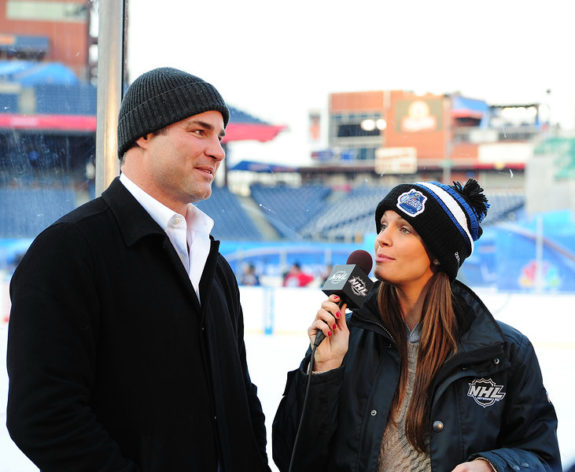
[101,177,202,311]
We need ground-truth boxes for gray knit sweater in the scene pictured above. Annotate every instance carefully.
[378,341,431,471]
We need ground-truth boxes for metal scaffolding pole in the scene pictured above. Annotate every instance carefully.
[95,0,125,196]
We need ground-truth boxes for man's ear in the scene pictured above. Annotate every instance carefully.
[135,133,154,149]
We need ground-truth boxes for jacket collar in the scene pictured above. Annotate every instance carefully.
[101,177,222,313]
[351,279,505,349]
[451,280,506,350]
[101,177,168,247]
[350,281,393,340]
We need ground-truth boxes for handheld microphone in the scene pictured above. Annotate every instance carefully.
[289,251,374,472]
[313,250,374,348]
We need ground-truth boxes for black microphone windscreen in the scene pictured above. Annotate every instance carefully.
[346,250,373,276]
[316,250,374,347]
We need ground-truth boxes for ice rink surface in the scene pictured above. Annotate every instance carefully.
[1,287,574,471]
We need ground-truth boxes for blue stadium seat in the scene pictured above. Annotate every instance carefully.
[300,186,387,240]
[0,93,19,113]
[250,184,331,239]
[196,186,263,241]
[34,84,97,115]
[482,193,525,224]
[0,187,76,238]
[299,187,525,241]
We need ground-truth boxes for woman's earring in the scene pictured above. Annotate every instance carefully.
[433,259,440,266]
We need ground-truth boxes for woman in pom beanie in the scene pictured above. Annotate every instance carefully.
[273,179,561,472]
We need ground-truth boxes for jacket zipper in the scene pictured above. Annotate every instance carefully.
[352,313,396,345]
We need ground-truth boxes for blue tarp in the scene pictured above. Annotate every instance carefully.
[0,60,78,85]
[228,105,268,125]
[451,95,490,115]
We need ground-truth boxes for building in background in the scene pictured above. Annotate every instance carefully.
[306,89,550,191]
[0,0,284,198]
[0,0,94,80]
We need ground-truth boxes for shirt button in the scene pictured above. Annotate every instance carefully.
[493,358,501,365]
[370,410,377,416]
[432,420,444,432]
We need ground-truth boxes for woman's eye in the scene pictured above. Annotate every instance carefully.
[400,226,411,234]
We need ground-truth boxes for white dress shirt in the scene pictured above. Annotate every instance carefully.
[119,174,214,303]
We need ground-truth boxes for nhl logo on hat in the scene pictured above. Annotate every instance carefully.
[397,189,427,216]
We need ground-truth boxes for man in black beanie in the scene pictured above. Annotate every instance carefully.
[7,67,272,472]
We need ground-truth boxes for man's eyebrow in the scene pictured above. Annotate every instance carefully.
[187,119,226,138]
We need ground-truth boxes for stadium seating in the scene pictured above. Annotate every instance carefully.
[298,186,525,241]
[0,178,527,242]
[34,83,97,115]
[0,187,76,238]
[482,192,526,224]
[299,185,388,240]
[0,93,19,113]
[195,186,263,241]
[249,184,331,239]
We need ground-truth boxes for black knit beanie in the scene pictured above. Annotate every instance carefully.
[374,179,490,280]
[117,67,230,158]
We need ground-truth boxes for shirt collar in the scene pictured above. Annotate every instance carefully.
[407,321,422,343]
[186,203,214,236]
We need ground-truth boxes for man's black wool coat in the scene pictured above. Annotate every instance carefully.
[7,178,270,472]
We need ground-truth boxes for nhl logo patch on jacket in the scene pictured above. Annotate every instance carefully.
[467,378,506,408]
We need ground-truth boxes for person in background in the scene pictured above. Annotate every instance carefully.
[7,67,271,472]
[240,262,261,286]
[282,262,315,287]
[273,179,561,472]
[320,263,333,285]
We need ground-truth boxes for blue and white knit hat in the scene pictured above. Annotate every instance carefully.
[375,179,490,280]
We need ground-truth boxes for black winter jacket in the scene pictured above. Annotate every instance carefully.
[7,178,271,472]
[273,281,561,472]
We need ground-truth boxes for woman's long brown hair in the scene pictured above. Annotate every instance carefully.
[377,271,458,452]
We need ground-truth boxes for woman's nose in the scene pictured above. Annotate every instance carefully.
[377,228,391,246]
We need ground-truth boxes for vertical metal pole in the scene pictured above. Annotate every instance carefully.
[95,0,125,196]
[535,214,544,292]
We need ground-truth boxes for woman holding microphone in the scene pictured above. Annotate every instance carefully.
[273,179,561,472]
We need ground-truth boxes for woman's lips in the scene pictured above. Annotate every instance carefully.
[375,254,394,262]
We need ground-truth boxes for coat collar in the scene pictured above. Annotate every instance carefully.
[101,177,222,313]
[451,280,506,350]
[101,177,168,247]
[351,279,505,349]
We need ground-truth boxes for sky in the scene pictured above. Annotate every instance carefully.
[127,0,575,165]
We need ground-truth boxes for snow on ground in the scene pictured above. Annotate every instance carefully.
[1,288,574,471]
